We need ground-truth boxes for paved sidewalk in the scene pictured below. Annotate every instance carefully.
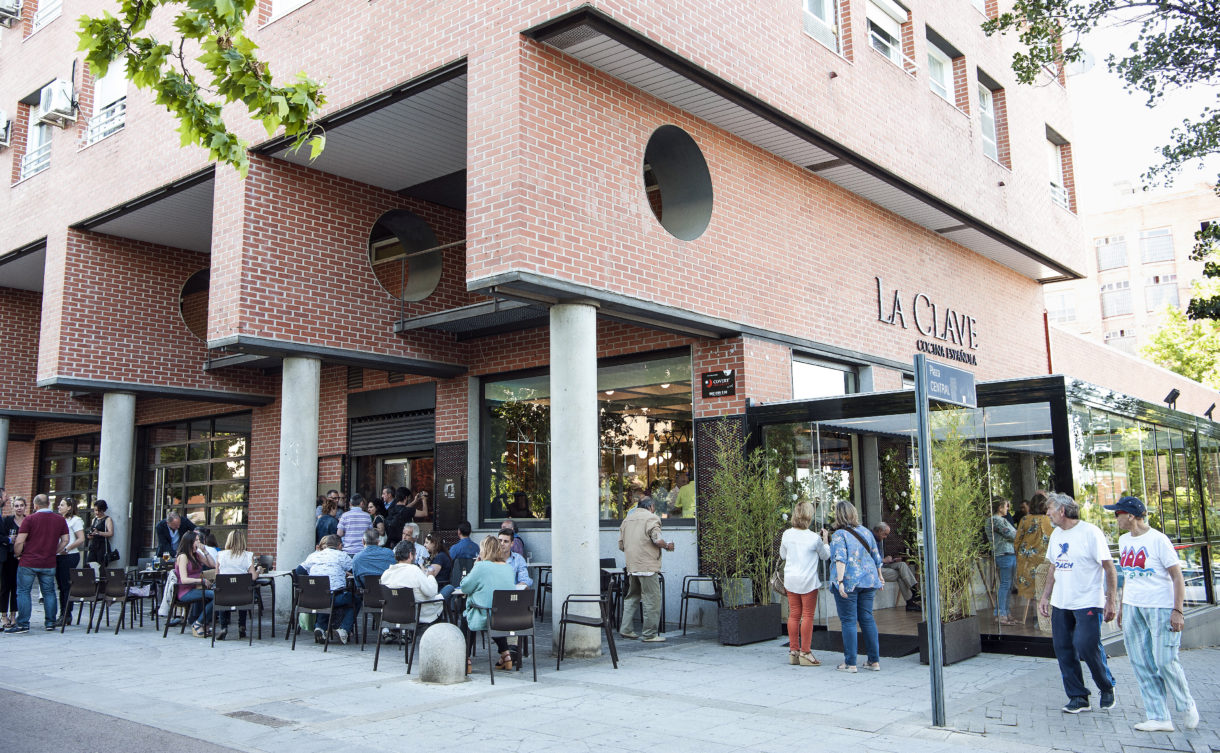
[1,619,1215,753]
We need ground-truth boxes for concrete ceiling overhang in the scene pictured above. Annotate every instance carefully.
[254,61,467,205]
[72,168,215,254]
[523,6,1082,283]
[0,238,47,292]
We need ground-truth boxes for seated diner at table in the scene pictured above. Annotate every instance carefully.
[423,533,452,585]
[175,531,216,638]
[380,541,443,626]
[460,535,518,672]
[214,529,259,640]
[299,534,355,644]
[497,529,533,588]
[352,528,396,586]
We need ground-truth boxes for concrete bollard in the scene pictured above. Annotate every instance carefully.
[417,622,467,684]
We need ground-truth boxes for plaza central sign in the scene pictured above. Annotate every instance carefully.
[875,277,979,366]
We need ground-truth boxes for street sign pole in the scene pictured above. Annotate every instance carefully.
[913,352,946,727]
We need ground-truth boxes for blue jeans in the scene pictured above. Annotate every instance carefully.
[17,566,58,629]
[179,588,214,626]
[316,590,355,633]
[832,587,879,667]
[1051,606,1115,701]
[994,554,1016,618]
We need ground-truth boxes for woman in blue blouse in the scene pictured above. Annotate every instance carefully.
[830,500,885,672]
[459,535,517,673]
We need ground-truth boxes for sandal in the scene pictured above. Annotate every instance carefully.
[495,653,513,671]
[789,651,800,665]
[865,661,881,672]
[798,652,821,667]
[835,663,858,673]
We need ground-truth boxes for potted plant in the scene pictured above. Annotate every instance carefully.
[916,409,985,665]
[701,421,788,645]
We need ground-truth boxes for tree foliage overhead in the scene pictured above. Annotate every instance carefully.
[1141,295,1220,388]
[78,0,325,175]
[982,1,1220,319]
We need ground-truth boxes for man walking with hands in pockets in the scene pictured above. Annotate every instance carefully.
[1108,496,1200,732]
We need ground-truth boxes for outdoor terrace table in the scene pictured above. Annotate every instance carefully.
[255,570,290,639]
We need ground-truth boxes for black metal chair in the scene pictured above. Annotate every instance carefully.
[210,574,260,647]
[374,587,419,673]
[556,593,618,671]
[535,566,552,619]
[161,579,193,638]
[291,575,337,652]
[359,574,385,652]
[451,558,475,588]
[679,575,722,635]
[61,568,102,634]
[285,572,304,641]
[95,568,145,634]
[488,589,536,684]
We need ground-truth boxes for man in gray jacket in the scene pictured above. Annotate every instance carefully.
[618,492,674,642]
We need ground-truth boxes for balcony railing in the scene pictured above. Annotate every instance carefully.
[1050,182,1070,210]
[31,0,61,31]
[20,141,51,180]
[85,98,127,146]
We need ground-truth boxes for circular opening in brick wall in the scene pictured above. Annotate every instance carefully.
[179,269,210,342]
[368,209,443,302]
[643,125,713,241]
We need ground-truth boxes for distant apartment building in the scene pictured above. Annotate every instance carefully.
[1043,182,1220,354]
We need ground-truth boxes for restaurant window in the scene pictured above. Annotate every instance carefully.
[793,357,857,399]
[144,413,251,548]
[39,433,101,527]
[1095,235,1127,271]
[481,351,694,524]
[1140,227,1175,263]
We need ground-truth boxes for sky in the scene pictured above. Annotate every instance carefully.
[1067,22,1220,214]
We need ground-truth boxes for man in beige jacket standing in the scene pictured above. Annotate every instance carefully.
[618,492,674,642]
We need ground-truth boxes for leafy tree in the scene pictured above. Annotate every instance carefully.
[1140,296,1220,388]
[77,0,325,175]
[982,2,1220,318]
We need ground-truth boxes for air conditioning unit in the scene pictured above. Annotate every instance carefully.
[37,79,76,128]
[0,0,21,27]
[0,110,10,149]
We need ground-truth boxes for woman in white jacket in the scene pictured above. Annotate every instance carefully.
[780,501,830,666]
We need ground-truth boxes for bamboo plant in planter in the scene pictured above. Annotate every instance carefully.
[701,421,788,645]
[917,409,986,665]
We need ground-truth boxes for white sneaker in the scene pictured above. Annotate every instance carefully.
[1134,720,1174,732]
[336,628,349,645]
[1184,701,1200,730]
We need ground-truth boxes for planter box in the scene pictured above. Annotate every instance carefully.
[918,615,982,666]
[718,603,782,646]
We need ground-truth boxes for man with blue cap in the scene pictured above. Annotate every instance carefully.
[1108,495,1200,732]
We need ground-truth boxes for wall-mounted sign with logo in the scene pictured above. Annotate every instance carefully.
[875,277,980,365]
[701,370,736,398]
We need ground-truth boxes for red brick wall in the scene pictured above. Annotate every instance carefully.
[3,440,35,500]
[0,289,101,417]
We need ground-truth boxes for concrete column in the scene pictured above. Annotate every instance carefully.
[859,435,882,527]
[549,301,601,655]
[0,416,9,491]
[97,392,137,566]
[276,357,320,618]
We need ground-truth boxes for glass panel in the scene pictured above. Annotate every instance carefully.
[210,482,246,506]
[212,437,248,459]
[158,445,186,464]
[210,506,246,526]
[188,441,210,461]
[793,360,852,399]
[190,419,212,440]
[212,459,246,481]
[184,485,208,506]
[1178,543,1209,608]
[184,507,208,526]
[165,466,184,485]
[186,463,209,483]
[212,414,252,434]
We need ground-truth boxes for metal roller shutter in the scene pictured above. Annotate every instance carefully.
[349,410,435,456]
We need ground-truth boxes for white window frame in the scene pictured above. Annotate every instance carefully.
[270,0,313,20]
[978,83,998,161]
[801,0,840,53]
[85,67,128,146]
[1095,235,1127,271]
[20,110,51,180]
[971,0,988,14]
[1044,289,1076,323]
[31,0,61,32]
[1144,274,1180,312]
[866,0,914,71]
[1099,280,1133,319]
[927,41,953,101]
[1139,227,1175,263]
[1048,139,1068,209]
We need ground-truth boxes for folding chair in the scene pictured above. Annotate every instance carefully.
[488,589,536,684]
[557,593,618,670]
[211,574,260,647]
[291,576,337,652]
[61,569,102,634]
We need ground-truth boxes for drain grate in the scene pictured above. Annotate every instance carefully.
[223,711,294,728]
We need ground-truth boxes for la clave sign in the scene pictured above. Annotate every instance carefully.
[875,277,980,366]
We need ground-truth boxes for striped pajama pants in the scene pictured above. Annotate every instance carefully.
[1122,604,1195,722]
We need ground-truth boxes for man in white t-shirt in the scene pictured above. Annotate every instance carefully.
[1038,492,1118,714]
[1108,496,1200,732]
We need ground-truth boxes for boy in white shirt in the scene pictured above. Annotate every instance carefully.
[1109,496,1200,732]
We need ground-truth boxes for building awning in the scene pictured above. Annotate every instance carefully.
[522,7,1080,283]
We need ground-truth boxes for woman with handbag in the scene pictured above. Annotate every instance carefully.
[85,500,116,566]
[829,500,885,673]
[780,501,830,666]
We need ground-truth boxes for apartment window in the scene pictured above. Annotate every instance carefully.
[866,0,912,70]
[20,109,51,180]
[1047,126,1072,211]
[1100,280,1132,318]
[1145,274,1180,311]
[978,84,998,161]
[271,0,313,18]
[1103,329,1137,353]
[801,0,840,53]
[85,66,128,146]
[1095,235,1127,271]
[1201,218,1219,232]
[1140,228,1175,263]
[1044,289,1076,323]
[971,0,987,13]
[31,0,62,32]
